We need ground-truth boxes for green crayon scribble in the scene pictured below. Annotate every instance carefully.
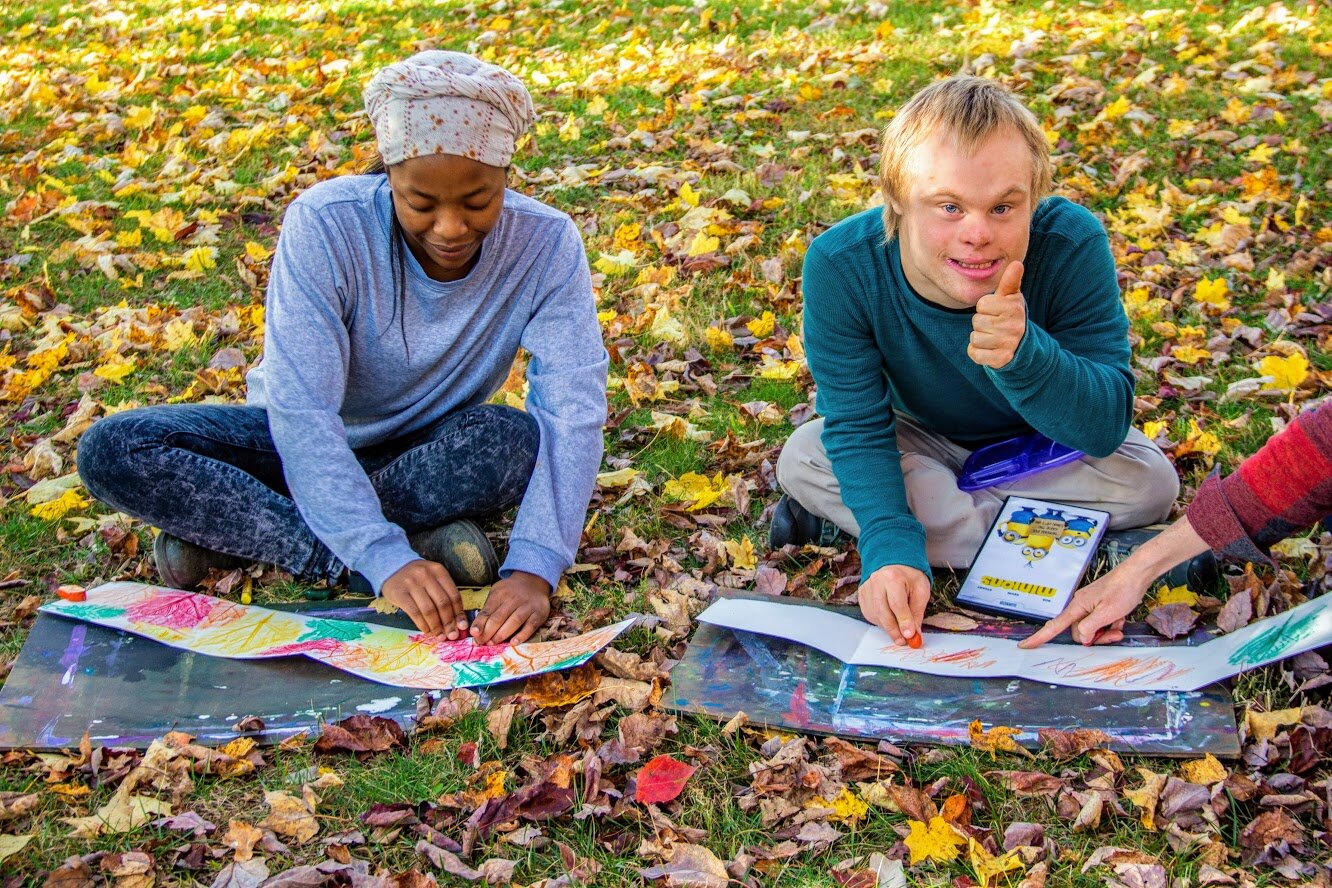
[297,618,371,643]
[452,659,504,686]
[54,604,125,621]
[1228,608,1323,667]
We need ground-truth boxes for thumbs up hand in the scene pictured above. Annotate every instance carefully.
[968,261,1026,370]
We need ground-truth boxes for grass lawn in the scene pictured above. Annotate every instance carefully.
[2,0,1332,884]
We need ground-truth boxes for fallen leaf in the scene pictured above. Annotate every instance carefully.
[260,790,319,843]
[969,837,1025,886]
[922,613,979,631]
[523,663,602,708]
[903,816,967,865]
[223,820,264,861]
[0,834,32,864]
[64,792,171,838]
[1146,603,1198,639]
[486,702,517,751]
[1038,727,1111,760]
[1179,754,1228,786]
[969,720,1032,758]
[1247,707,1303,742]
[209,858,269,888]
[638,842,729,888]
[635,754,697,804]
[314,714,406,755]
[1124,768,1169,830]
[1216,588,1253,633]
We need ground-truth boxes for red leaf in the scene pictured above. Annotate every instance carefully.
[634,754,696,805]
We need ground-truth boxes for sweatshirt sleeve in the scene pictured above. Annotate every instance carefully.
[801,242,931,582]
[1187,403,1332,563]
[260,202,419,591]
[986,231,1134,458]
[504,222,609,589]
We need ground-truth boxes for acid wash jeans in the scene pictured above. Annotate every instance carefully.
[76,402,539,583]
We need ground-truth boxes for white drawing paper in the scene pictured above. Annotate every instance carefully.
[696,595,1332,692]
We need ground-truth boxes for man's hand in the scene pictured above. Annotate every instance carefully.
[1018,570,1143,649]
[968,260,1026,369]
[470,571,552,645]
[382,559,468,639]
[858,564,931,645]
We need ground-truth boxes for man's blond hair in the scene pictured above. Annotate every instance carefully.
[879,76,1053,240]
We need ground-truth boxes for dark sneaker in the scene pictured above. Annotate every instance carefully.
[768,495,846,549]
[410,519,499,587]
[1096,524,1220,590]
[153,532,246,590]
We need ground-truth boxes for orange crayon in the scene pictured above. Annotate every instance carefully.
[907,632,922,649]
[56,584,86,602]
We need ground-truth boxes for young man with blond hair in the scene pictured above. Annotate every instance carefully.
[771,76,1178,644]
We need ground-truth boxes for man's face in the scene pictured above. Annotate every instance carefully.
[892,127,1034,310]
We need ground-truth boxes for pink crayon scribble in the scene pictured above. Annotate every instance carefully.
[928,648,998,668]
[266,639,349,657]
[125,591,218,630]
[411,634,508,663]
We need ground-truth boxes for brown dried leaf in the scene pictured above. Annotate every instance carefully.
[523,663,602,708]
[314,714,406,755]
[486,702,517,751]
[991,771,1066,798]
[1216,588,1253,633]
[922,613,980,631]
[969,720,1032,758]
[1037,727,1112,760]
[223,820,263,862]
[260,790,319,844]
[1145,603,1198,639]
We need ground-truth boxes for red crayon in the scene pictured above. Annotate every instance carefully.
[907,632,922,649]
[56,585,86,602]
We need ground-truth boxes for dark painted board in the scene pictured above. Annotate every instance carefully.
[0,600,501,750]
[668,601,1241,758]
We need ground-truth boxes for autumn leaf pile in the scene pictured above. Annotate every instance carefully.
[3,0,1332,883]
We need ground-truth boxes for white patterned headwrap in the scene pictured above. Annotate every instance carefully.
[363,51,534,168]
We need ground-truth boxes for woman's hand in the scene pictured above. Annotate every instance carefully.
[1018,570,1143,648]
[1019,516,1211,649]
[382,559,469,639]
[470,571,551,645]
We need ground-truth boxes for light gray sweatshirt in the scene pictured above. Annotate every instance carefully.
[246,174,608,592]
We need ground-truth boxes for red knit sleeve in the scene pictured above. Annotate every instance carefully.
[1186,403,1332,561]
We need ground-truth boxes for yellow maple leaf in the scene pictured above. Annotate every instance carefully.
[1171,345,1211,365]
[686,231,720,257]
[746,311,776,338]
[596,467,643,489]
[705,326,734,350]
[244,241,272,263]
[1124,767,1167,830]
[369,597,399,615]
[1154,584,1198,606]
[1100,95,1132,121]
[586,95,609,118]
[1258,353,1308,390]
[1179,754,1227,786]
[124,105,156,130]
[115,229,142,248]
[968,719,1031,758]
[557,114,581,142]
[30,489,90,521]
[182,247,217,272]
[593,250,637,276]
[161,319,196,351]
[1141,420,1168,441]
[806,787,868,823]
[968,838,1025,886]
[757,356,801,380]
[663,472,729,511]
[1176,419,1221,458]
[1193,277,1230,309]
[678,182,701,208]
[93,359,136,383]
[1266,269,1286,293]
[612,222,641,252]
[723,537,757,570]
[904,816,966,865]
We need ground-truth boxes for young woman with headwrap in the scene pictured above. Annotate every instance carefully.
[77,52,609,645]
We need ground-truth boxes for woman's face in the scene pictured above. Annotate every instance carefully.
[386,154,507,282]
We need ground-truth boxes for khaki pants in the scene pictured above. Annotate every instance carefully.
[775,416,1179,570]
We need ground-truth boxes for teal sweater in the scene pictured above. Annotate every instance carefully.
[801,197,1132,581]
